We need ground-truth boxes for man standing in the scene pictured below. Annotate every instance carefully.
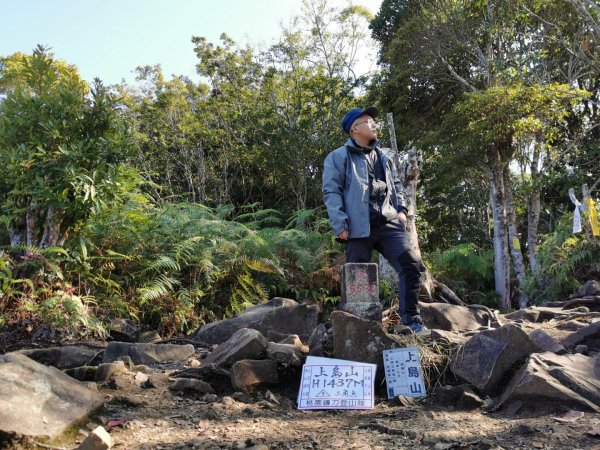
[322,106,426,333]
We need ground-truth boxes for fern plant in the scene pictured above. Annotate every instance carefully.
[428,243,496,305]
[524,212,600,304]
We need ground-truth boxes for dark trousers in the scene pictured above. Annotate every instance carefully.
[345,220,422,324]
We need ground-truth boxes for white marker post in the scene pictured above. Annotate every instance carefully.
[297,356,376,410]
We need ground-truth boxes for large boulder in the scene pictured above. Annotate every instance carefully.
[451,323,540,393]
[190,297,318,345]
[16,346,102,369]
[108,318,141,342]
[230,359,279,392]
[419,303,489,332]
[576,280,600,297]
[331,310,403,376]
[266,342,305,367]
[560,321,600,352]
[0,353,104,438]
[528,329,566,354]
[103,342,195,365]
[498,352,600,413]
[202,328,268,368]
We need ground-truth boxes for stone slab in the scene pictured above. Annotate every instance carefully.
[0,353,104,438]
[340,263,379,304]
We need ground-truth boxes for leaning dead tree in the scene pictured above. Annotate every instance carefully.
[380,113,465,306]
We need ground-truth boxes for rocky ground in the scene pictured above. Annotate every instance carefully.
[2,344,599,450]
[2,280,600,450]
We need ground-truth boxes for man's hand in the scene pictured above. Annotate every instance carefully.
[396,211,408,226]
[337,230,349,240]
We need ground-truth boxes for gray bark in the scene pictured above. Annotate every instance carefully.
[503,167,529,308]
[527,142,542,273]
[488,166,511,309]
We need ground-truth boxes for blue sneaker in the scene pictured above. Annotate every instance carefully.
[408,320,430,336]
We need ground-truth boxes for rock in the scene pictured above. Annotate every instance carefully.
[331,310,403,377]
[64,366,97,382]
[561,321,600,352]
[0,353,104,438]
[430,329,469,346]
[139,330,162,343]
[231,391,254,403]
[557,320,587,331]
[76,425,111,450]
[103,342,195,365]
[145,372,170,388]
[340,302,383,322]
[504,309,541,323]
[16,346,102,369]
[451,323,540,393]
[190,297,318,345]
[94,361,130,382]
[108,375,135,390]
[278,334,309,350]
[230,359,279,392]
[170,378,215,395]
[108,318,141,342]
[308,323,329,356]
[118,356,136,370]
[266,342,304,367]
[528,329,567,354]
[575,345,588,354]
[189,358,201,368]
[202,328,268,368]
[134,371,149,384]
[172,363,231,393]
[458,389,485,410]
[420,303,490,332]
[498,352,600,412]
[562,297,600,311]
[577,280,600,297]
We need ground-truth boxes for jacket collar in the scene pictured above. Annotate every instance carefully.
[345,138,380,154]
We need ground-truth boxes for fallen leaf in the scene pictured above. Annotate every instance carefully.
[553,410,584,423]
[106,417,127,429]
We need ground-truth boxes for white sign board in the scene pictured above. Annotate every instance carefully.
[297,356,376,410]
[383,347,426,398]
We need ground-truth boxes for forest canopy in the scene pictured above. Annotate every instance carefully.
[0,0,599,336]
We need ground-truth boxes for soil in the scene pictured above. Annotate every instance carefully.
[3,351,600,450]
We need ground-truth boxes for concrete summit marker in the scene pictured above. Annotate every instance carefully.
[339,263,382,321]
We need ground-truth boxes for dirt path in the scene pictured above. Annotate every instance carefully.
[10,376,598,450]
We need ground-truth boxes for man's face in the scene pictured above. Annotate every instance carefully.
[351,114,377,141]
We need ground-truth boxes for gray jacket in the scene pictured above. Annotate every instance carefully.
[322,139,407,239]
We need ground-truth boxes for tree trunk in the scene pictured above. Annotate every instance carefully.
[488,166,511,309]
[403,145,422,258]
[503,166,529,308]
[8,224,24,247]
[40,206,65,248]
[527,141,542,273]
[26,199,39,248]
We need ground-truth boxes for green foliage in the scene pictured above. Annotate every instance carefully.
[0,46,134,248]
[524,212,600,304]
[428,243,497,305]
[68,201,340,336]
[0,246,105,336]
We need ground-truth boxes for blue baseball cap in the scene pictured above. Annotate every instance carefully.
[341,106,379,134]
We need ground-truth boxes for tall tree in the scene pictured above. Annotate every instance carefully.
[0,46,133,248]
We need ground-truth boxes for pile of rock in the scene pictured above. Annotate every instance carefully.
[1,279,599,444]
